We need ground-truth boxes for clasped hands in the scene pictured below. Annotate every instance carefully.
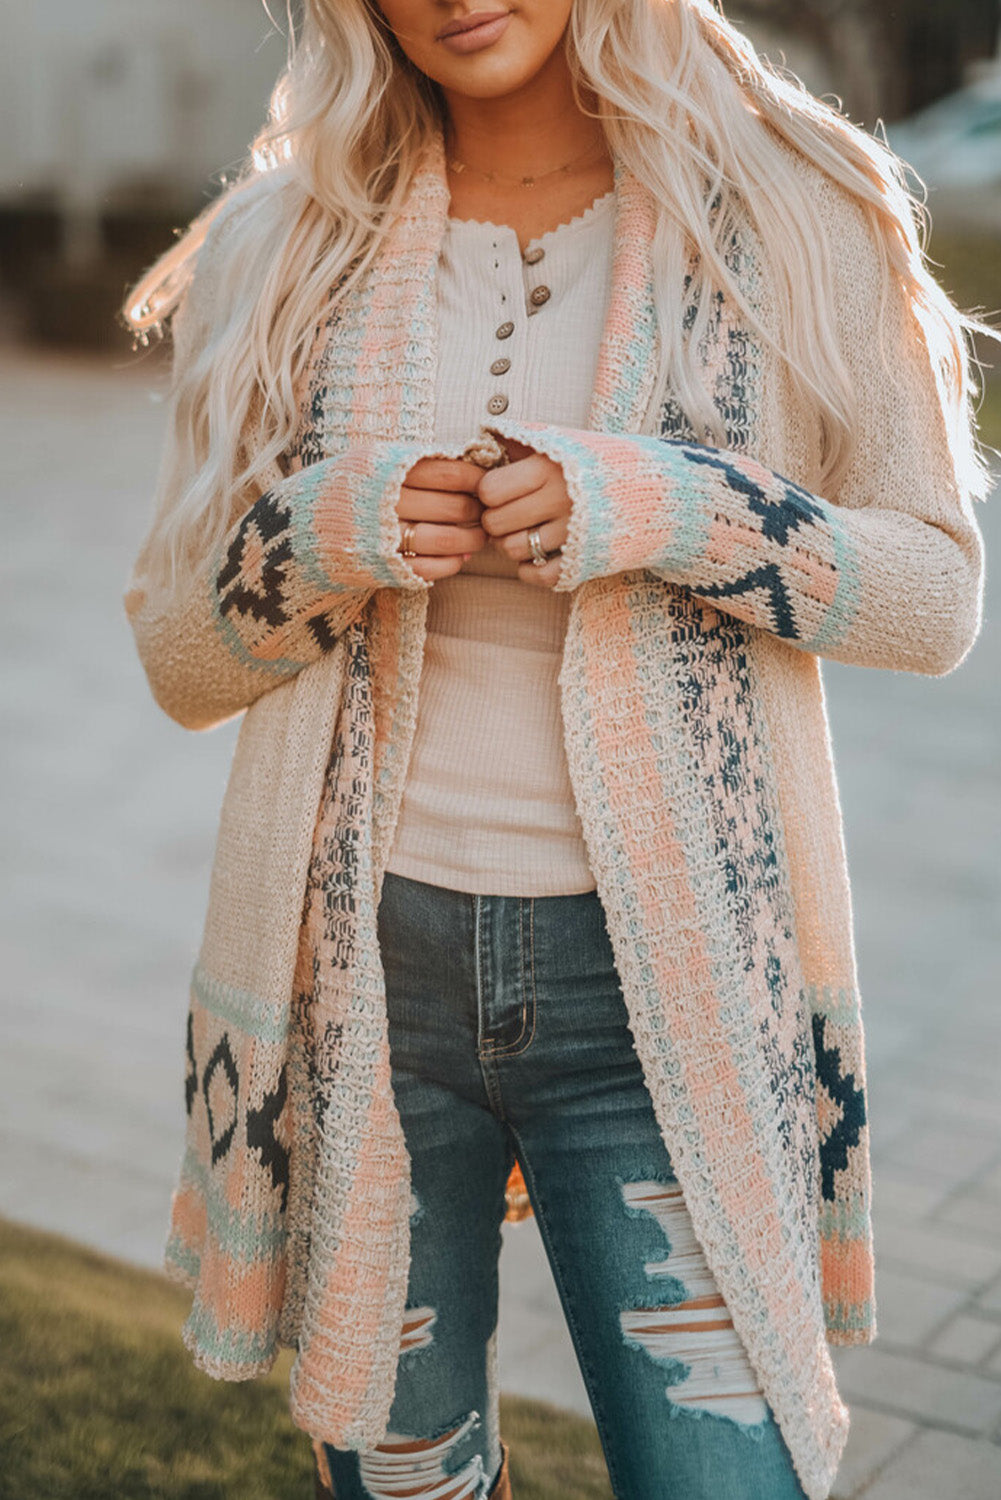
[395,441,569,589]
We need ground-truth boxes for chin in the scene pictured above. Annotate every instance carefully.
[439,55,545,101]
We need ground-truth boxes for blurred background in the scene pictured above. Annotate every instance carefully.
[1,3,1000,1498]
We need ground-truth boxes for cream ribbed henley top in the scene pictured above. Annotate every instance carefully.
[384,190,618,896]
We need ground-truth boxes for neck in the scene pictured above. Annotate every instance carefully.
[442,50,604,178]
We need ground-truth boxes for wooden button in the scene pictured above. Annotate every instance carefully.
[490,357,511,376]
[523,246,545,265]
[529,285,551,308]
[495,320,515,339]
[486,394,509,416]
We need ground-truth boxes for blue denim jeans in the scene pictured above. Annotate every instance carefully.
[315,871,808,1500]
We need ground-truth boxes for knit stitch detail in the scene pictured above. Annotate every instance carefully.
[133,131,985,1500]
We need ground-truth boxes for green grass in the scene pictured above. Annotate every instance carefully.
[974,379,1001,458]
[925,230,1001,455]
[0,1215,612,1500]
[925,231,1001,323]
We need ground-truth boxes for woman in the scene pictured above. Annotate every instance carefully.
[122,3,990,1498]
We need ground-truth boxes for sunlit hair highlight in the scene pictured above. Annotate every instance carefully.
[124,0,995,595]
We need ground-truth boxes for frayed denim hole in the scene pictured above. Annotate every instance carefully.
[357,1409,487,1500]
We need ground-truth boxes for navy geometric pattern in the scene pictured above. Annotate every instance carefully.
[649,228,840,648]
[202,1033,239,1167]
[812,1013,867,1201]
[215,492,295,630]
[682,446,826,545]
[246,1064,291,1213]
[184,1009,197,1118]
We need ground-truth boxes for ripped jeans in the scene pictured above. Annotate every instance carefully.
[313,871,808,1500]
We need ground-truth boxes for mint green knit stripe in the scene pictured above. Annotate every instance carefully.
[183,1303,279,1369]
[805,982,860,1028]
[300,440,425,589]
[176,1148,287,1262]
[801,512,861,652]
[824,1299,875,1334]
[818,1197,872,1240]
[164,1233,200,1280]
[190,964,288,1045]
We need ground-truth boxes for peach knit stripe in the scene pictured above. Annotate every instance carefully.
[142,133,987,1500]
[562,581,843,1477]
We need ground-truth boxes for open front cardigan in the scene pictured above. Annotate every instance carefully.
[124,134,985,1500]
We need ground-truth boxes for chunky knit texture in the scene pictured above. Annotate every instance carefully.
[124,135,985,1500]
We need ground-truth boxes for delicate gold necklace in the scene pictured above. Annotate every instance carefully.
[446,138,609,190]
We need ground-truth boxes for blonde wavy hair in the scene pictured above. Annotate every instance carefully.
[125,0,995,593]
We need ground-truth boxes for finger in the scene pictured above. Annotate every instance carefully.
[404,458,486,492]
[399,520,487,556]
[406,554,471,581]
[496,517,567,564]
[482,486,569,541]
[398,487,484,525]
[517,555,563,588]
[478,454,553,507]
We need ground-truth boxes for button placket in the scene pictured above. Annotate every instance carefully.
[484,231,524,421]
[522,241,550,317]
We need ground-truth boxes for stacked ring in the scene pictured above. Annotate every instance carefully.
[527,527,549,566]
[399,522,417,558]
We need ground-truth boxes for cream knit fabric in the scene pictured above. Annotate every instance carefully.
[124,136,986,1500]
[386,195,616,893]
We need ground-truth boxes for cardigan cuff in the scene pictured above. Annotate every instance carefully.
[484,418,849,648]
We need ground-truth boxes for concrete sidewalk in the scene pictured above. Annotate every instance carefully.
[2,349,999,1498]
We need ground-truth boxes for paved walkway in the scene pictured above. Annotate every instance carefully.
[2,349,999,1497]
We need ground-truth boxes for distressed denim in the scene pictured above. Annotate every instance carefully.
[315,870,809,1500]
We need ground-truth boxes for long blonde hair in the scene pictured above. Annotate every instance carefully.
[125,0,995,593]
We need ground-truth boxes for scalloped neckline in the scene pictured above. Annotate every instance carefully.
[446,188,617,251]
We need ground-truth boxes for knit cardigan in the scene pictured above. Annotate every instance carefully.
[124,134,984,1500]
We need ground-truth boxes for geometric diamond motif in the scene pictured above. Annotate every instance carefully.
[184,1009,197,1118]
[202,1033,239,1167]
[216,492,294,629]
[246,1063,290,1212]
[811,1014,866,1201]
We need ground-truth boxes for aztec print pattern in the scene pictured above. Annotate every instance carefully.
[209,440,427,672]
[279,155,445,1444]
[143,134,986,1499]
[480,203,848,1472]
[494,418,846,648]
[554,565,844,1479]
[487,212,874,1343]
[163,965,293,1375]
[662,238,873,1341]
[283,621,414,1441]
[653,248,872,1336]
[811,986,873,1336]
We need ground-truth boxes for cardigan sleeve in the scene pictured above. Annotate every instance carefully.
[491,190,986,678]
[123,196,431,733]
[125,445,433,732]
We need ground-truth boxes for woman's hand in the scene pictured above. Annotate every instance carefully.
[396,458,488,580]
[477,447,569,589]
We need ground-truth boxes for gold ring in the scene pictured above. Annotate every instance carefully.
[527,527,548,566]
[400,522,417,558]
